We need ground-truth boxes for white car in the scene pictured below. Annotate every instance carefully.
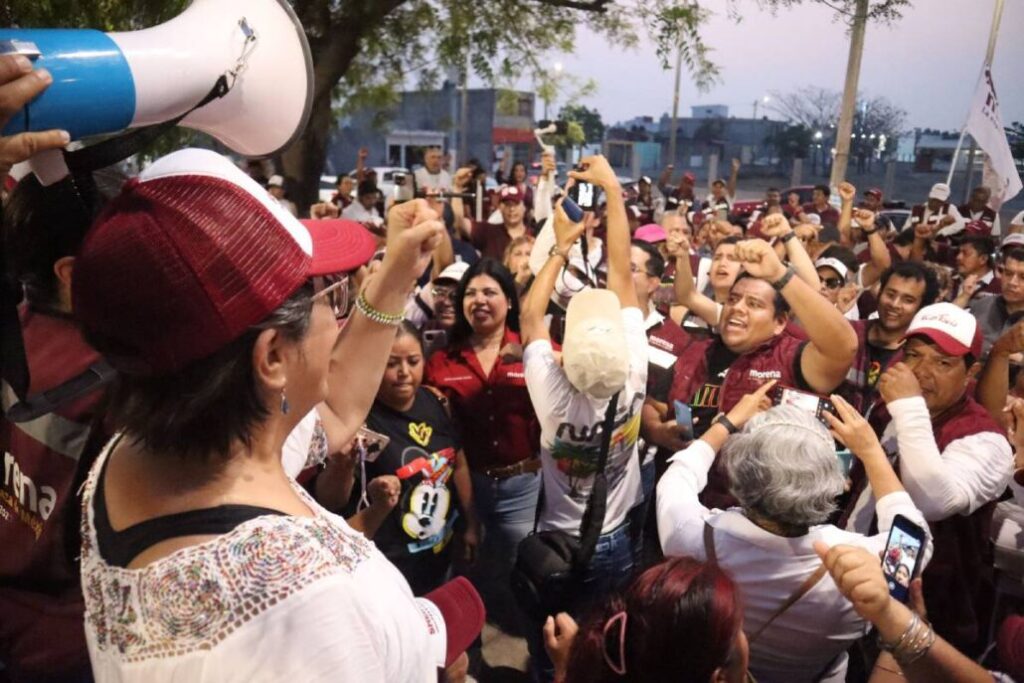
[350,166,411,201]
[318,175,338,203]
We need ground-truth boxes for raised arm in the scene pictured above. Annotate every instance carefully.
[726,158,740,200]
[837,182,856,248]
[520,201,586,345]
[761,214,821,290]
[977,322,1024,421]
[667,232,720,326]
[856,209,892,287]
[317,200,444,452]
[569,155,638,309]
[734,239,858,393]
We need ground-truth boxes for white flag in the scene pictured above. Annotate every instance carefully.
[964,67,1022,211]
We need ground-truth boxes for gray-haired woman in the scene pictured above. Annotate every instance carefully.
[657,383,932,683]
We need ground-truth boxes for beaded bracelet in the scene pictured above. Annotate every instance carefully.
[354,292,404,326]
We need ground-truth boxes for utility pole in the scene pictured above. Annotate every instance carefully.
[961,0,1005,202]
[829,0,868,189]
[668,46,683,168]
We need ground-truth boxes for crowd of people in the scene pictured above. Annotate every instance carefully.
[3,52,1024,683]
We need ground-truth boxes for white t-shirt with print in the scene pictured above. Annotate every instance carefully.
[524,306,648,535]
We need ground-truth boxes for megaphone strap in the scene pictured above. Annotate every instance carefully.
[64,75,231,176]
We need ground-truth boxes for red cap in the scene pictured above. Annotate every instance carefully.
[902,302,983,358]
[964,219,992,236]
[300,219,377,274]
[864,188,883,199]
[416,577,486,667]
[73,149,357,376]
[682,172,696,183]
[499,185,524,203]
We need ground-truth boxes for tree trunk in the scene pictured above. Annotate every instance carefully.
[282,88,333,216]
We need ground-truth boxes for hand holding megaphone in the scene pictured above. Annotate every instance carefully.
[0,55,69,184]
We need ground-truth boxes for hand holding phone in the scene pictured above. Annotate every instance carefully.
[673,400,694,440]
[881,514,926,603]
[770,385,835,425]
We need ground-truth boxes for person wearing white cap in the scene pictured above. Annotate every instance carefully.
[266,173,298,217]
[520,155,648,678]
[907,182,965,238]
[843,302,1012,652]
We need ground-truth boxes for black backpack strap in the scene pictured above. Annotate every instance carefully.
[4,359,116,423]
[576,391,620,567]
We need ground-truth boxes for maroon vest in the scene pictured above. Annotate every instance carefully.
[0,308,105,677]
[914,397,1005,653]
[667,332,807,508]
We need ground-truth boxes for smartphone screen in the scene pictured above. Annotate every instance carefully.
[673,401,694,440]
[881,515,926,603]
[569,181,597,210]
[771,385,835,425]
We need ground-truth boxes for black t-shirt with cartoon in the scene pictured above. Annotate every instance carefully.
[356,388,460,595]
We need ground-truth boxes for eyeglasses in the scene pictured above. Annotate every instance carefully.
[311,274,351,319]
[821,277,844,290]
[629,263,654,277]
[431,285,456,301]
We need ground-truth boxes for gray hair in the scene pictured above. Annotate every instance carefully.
[723,405,845,528]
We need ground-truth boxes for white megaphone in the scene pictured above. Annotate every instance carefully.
[0,0,312,159]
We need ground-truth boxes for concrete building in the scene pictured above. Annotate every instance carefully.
[325,83,536,176]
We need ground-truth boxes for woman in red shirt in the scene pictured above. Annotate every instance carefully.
[424,258,541,616]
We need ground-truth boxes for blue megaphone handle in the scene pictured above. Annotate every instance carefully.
[0,29,135,140]
[562,196,584,223]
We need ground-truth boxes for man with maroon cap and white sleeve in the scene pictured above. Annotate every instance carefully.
[70,149,484,682]
[456,183,533,261]
[843,302,1012,653]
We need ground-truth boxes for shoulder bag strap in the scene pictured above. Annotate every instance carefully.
[748,563,829,645]
[703,520,718,565]
[576,391,620,566]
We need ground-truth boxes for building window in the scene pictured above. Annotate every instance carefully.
[517,97,532,118]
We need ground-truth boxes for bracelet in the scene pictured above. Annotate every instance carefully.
[354,292,404,326]
[863,227,878,235]
[894,618,935,667]
[771,265,796,291]
[714,414,739,435]
[780,231,798,244]
[879,612,918,654]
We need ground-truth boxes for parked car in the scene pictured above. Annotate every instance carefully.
[879,209,911,232]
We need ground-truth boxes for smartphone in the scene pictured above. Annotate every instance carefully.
[422,328,448,356]
[770,385,836,425]
[562,196,584,223]
[673,400,694,440]
[356,426,390,463]
[393,172,413,202]
[568,181,598,210]
[881,514,926,603]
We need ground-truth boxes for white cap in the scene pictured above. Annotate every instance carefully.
[805,214,822,226]
[434,261,470,284]
[562,289,629,399]
[1002,233,1024,249]
[903,302,982,358]
[267,174,285,188]
[929,183,951,201]
[814,257,850,281]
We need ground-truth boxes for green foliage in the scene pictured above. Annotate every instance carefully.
[560,104,606,144]
[749,0,911,25]
[765,123,813,159]
[6,0,187,30]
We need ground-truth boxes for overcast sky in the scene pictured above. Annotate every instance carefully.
[499,0,1024,132]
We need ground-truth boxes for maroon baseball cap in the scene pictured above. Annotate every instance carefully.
[416,577,486,668]
[682,172,696,183]
[73,149,361,376]
[499,185,524,203]
[964,219,992,237]
[864,188,883,200]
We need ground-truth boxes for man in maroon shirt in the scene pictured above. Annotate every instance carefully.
[954,235,1001,305]
[795,184,841,243]
[457,182,533,261]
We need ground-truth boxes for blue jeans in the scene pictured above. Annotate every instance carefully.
[527,520,637,682]
[467,470,541,634]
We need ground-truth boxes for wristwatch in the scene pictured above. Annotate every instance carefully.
[549,245,569,262]
[713,414,739,435]
[780,231,798,244]
[770,265,797,291]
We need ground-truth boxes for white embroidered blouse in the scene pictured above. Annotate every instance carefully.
[80,438,438,682]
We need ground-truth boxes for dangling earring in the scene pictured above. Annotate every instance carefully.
[280,388,290,415]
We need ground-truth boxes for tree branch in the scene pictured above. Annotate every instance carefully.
[532,0,613,12]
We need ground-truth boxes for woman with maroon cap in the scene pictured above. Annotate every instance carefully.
[69,149,483,681]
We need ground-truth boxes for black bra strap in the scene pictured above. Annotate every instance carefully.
[93,443,287,568]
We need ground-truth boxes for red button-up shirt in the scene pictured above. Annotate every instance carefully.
[424,328,540,471]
